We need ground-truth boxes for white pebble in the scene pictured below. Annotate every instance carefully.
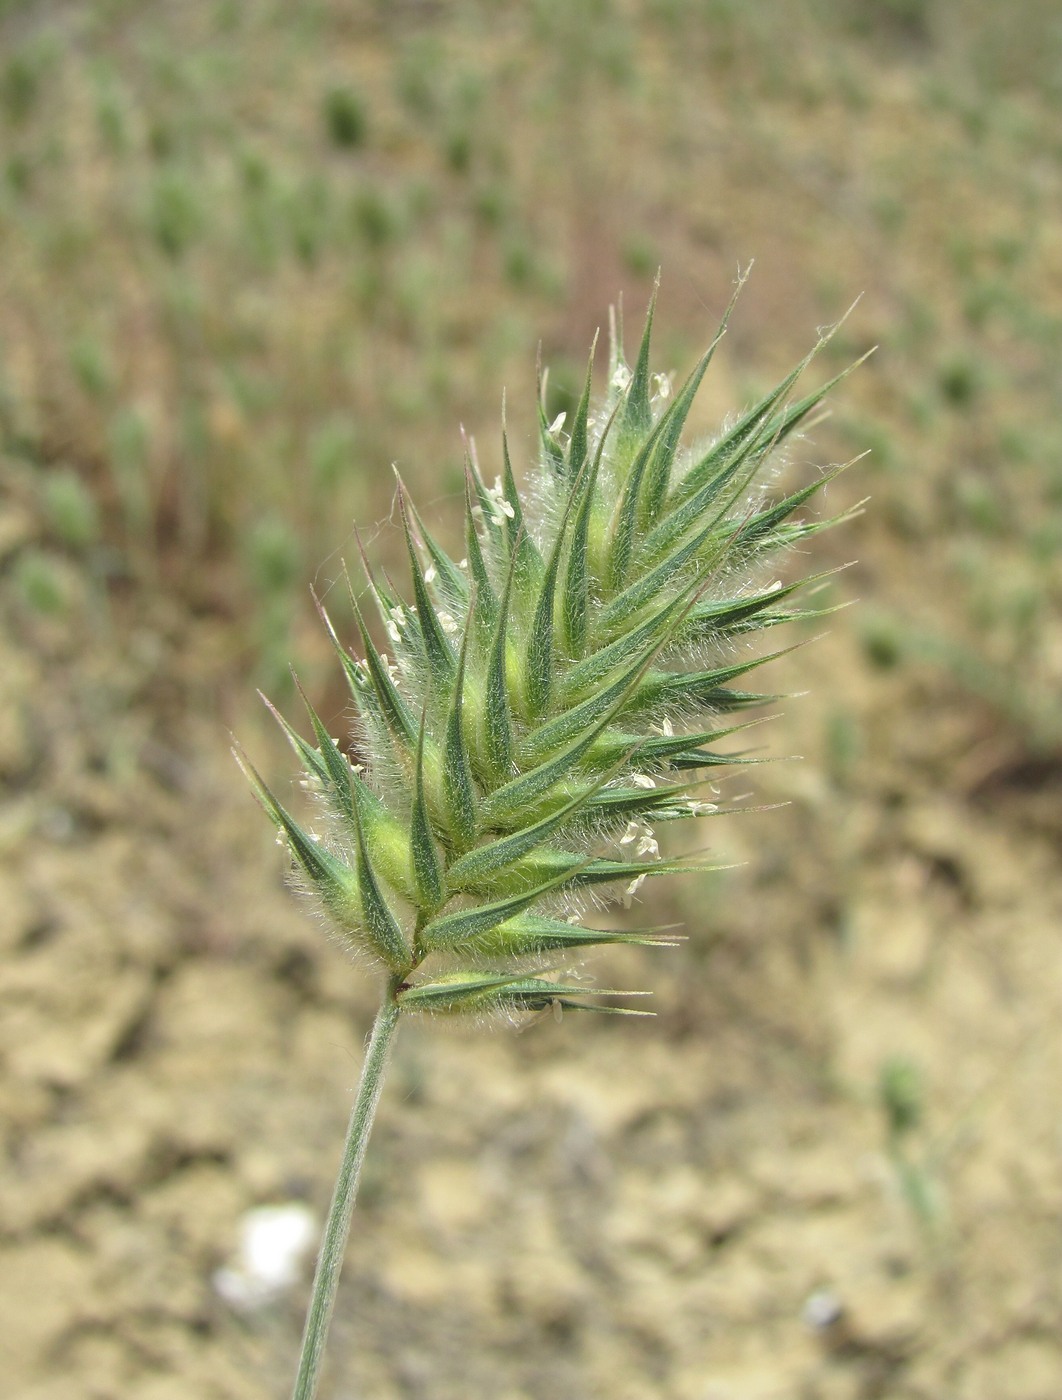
[214,1203,319,1311]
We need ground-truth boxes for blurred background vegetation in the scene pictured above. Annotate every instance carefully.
[4,0,1060,740]
[2,2,1061,1398]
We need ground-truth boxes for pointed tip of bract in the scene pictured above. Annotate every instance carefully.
[608,300,624,386]
[621,275,659,439]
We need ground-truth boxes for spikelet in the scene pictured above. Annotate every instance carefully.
[238,272,866,1020]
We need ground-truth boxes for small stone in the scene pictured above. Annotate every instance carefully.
[213,1202,318,1311]
[804,1286,845,1330]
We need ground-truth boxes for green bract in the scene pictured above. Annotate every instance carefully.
[239,273,866,1017]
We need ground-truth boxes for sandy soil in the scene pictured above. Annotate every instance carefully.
[2,472,1060,1400]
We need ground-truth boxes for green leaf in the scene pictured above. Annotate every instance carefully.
[561,463,594,658]
[756,496,867,555]
[612,298,742,590]
[524,532,561,720]
[280,684,415,895]
[353,530,403,630]
[677,686,780,716]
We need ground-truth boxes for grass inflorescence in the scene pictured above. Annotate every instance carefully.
[238,272,866,1398]
[241,273,865,1016]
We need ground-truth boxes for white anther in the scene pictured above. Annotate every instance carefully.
[623,873,647,907]
[486,476,515,524]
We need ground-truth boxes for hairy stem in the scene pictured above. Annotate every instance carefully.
[292,979,403,1400]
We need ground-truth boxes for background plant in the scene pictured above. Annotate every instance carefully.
[2,0,1059,732]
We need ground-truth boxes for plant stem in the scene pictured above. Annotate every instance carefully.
[292,979,402,1400]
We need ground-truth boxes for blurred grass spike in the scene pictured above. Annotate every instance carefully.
[240,273,865,1400]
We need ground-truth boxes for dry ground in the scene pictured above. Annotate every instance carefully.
[2,3,1061,1397]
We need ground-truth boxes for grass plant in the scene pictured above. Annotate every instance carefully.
[239,273,866,1399]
